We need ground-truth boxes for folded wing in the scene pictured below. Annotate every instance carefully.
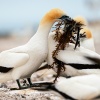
[56,46,100,64]
[0,51,29,68]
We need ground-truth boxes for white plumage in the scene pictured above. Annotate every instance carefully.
[57,43,100,64]
[74,16,95,51]
[47,28,100,76]
[80,27,95,51]
[0,8,67,84]
[47,16,96,66]
[56,43,100,76]
[54,74,100,99]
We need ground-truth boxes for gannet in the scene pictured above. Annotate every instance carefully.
[47,16,95,66]
[47,28,100,77]
[50,75,100,99]
[0,8,68,89]
[56,43,100,76]
[74,16,95,51]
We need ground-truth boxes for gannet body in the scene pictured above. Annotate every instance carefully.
[47,30,100,77]
[0,8,67,88]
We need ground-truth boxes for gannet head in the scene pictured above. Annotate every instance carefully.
[41,8,67,25]
[80,27,95,51]
[74,16,87,25]
[80,27,92,39]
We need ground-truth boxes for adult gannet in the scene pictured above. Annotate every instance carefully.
[74,16,95,51]
[56,43,100,76]
[47,29,100,77]
[0,8,68,89]
[47,16,95,66]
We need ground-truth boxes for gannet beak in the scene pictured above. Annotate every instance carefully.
[59,15,71,21]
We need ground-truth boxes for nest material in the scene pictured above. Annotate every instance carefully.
[51,16,86,82]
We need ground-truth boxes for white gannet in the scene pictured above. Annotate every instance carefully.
[52,75,100,99]
[47,28,100,77]
[47,16,95,66]
[56,43,100,76]
[74,16,95,51]
[0,8,67,89]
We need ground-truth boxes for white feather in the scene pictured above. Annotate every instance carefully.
[55,75,100,99]
[81,38,95,51]
[57,43,100,64]
[47,29,100,76]
[0,47,29,68]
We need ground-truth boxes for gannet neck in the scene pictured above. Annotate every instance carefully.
[27,8,66,45]
[40,8,65,25]
[36,21,54,36]
[27,21,54,46]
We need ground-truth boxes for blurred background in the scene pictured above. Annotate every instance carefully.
[0,0,100,54]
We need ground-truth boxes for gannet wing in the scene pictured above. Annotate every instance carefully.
[70,74,100,87]
[56,50,99,64]
[56,76,99,99]
[85,57,100,64]
[0,51,29,68]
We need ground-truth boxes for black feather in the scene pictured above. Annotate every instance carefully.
[66,63,100,69]
[0,66,12,73]
[85,57,100,64]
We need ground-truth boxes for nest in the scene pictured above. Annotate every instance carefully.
[51,16,86,81]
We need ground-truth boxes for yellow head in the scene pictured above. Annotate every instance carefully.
[74,16,87,25]
[80,27,92,39]
[41,8,66,25]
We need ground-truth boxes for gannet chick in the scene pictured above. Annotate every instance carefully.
[0,8,67,89]
[74,16,95,51]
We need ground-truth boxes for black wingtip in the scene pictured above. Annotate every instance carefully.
[85,57,100,64]
[0,66,12,73]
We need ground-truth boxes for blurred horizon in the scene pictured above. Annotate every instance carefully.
[0,0,100,33]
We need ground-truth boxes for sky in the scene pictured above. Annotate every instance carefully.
[0,0,100,33]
